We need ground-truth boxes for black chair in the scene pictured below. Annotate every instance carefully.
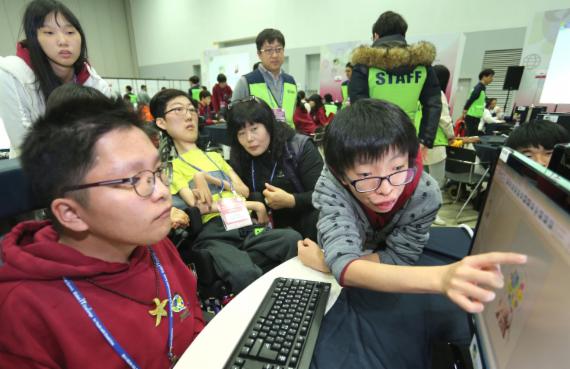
[445,147,490,221]
[0,159,46,234]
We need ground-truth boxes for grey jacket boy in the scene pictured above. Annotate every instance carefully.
[313,167,441,282]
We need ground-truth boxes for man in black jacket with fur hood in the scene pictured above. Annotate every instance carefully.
[349,11,442,154]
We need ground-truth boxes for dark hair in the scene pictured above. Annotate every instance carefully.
[296,92,307,112]
[141,84,147,90]
[505,121,570,151]
[345,62,353,69]
[20,94,143,211]
[324,94,334,104]
[126,85,132,92]
[199,90,211,100]
[485,98,497,109]
[21,0,88,101]
[217,73,227,83]
[46,83,106,111]
[226,98,295,174]
[307,94,324,117]
[149,89,191,162]
[479,69,495,80]
[253,62,261,71]
[372,11,408,38]
[324,99,419,178]
[255,28,285,51]
[433,64,450,93]
[189,75,200,84]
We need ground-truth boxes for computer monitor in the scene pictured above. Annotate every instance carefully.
[528,106,547,123]
[548,143,570,180]
[468,148,570,369]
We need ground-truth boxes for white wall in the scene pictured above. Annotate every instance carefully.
[0,0,137,77]
[129,0,570,67]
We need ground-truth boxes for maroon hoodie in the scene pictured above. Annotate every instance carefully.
[0,221,204,369]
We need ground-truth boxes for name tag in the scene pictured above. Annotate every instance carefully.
[217,197,252,230]
[272,108,286,122]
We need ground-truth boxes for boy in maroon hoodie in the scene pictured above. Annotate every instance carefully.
[0,94,204,368]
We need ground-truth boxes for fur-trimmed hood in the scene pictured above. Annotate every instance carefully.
[352,37,436,71]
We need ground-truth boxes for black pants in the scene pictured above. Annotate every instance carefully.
[464,115,480,136]
[310,253,471,369]
[193,217,301,293]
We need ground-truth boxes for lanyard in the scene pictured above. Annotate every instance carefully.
[63,249,174,369]
[178,151,233,192]
[251,160,278,193]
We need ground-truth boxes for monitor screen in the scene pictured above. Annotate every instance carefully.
[469,149,570,369]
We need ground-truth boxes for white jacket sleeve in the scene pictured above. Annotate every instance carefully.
[0,69,34,158]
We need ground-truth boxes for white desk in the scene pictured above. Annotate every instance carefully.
[175,257,342,369]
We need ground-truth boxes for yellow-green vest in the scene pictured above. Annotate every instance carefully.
[244,69,297,128]
[368,66,427,121]
[324,103,338,116]
[414,104,449,147]
[466,89,486,118]
[341,80,349,107]
[190,87,201,102]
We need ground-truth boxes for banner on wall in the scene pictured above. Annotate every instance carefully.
[318,33,463,107]
[516,8,570,111]
[203,45,257,90]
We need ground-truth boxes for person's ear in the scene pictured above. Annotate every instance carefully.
[155,117,167,130]
[373,33,380,41]
[51,198,89,232]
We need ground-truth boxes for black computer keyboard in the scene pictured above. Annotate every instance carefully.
[224,277,331,369]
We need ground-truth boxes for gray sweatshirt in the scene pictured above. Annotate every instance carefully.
[313,167,442,282]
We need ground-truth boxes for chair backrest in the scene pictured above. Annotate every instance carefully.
[0,159,45,220]
[445,147,477,174]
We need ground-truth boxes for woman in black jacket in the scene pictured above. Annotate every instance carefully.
[227,97,324,240]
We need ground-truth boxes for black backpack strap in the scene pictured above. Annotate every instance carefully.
[281,134,310,193]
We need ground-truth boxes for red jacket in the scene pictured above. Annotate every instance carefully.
[294,106,319,135]
[0,221,204,369]
[211,84,233,112]
[312,107,333,126]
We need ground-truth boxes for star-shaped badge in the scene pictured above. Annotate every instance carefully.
[148,298,168,327]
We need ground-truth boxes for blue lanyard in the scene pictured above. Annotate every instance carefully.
[178,151,233,192]
[63,249,174,368]
[251,160,278,193]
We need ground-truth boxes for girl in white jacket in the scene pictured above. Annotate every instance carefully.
[0,0,110,158]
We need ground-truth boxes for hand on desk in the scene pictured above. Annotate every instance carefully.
[297,239,330,273]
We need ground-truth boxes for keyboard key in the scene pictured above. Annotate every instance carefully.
[259,343,279,361]
[250,338,264,357]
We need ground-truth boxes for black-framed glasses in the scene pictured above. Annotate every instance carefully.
[164,106,197,117]
[227,96,264,111]
[259,47,284,55]
[349,168,416,193]
[62,163,173,198]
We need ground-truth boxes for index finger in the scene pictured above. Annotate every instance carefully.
[467,252,527,268]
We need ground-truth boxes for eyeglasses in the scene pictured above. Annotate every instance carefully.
[259,47,284,55]
[62,163,173,198]
[349,168,416,193]
[164,106,197,117]
[227,96,264,111]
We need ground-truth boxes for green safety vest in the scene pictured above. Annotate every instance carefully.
[368,66,427,121]
[129,93,137,104]
[466,89,486,118]
[414,105,449,147]
[190,87,201,102]
[245,69,297,128]
[324,103,338,116]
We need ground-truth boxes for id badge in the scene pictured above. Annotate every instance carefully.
[272,108,286,122]
[217,197,252,230]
